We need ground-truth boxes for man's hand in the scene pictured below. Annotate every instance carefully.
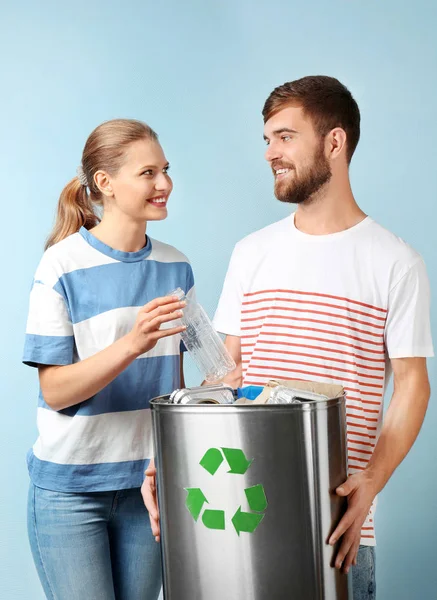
[330,357,430,574]
[141,460,161,542]
[328,471,378,573]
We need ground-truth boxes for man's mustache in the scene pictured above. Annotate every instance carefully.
[271,161,295,173]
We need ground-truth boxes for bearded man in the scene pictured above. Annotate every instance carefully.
[143,76,433,600]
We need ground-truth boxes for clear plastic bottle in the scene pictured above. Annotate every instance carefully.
[169,288,236,382]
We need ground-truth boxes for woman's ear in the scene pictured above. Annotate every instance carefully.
[94,171,114,197]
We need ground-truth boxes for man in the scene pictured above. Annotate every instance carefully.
[143,76,433,600]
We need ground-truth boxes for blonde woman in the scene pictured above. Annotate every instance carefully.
[23,119,192,599]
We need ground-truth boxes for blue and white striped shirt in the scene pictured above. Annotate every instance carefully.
[23,227,194,492]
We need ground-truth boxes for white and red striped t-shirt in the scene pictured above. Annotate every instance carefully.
[213,213,433,546]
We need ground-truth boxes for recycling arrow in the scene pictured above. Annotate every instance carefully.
[232,507,264,535]
[221,448,253,474]
[185,446,268,535]
[185,488,208,521]
[200,448,223,475]
[245,484,267,512]
[202,509,225,530]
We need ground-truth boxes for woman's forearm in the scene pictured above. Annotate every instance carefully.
[39,295,186,411]
[39,334,138,411]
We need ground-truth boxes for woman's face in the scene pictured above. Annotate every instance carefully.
[105,138,173,223]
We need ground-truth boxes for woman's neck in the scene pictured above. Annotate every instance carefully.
[89,214,147,253]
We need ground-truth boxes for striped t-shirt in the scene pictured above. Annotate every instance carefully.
[23,227,194,492]
[213,213,433,546]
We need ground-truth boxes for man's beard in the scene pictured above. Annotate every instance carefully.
[274,144,332,205]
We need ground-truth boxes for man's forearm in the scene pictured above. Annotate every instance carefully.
[365,363,430,493]
[223,335,243,388]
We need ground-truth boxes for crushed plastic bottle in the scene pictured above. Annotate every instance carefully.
[169,288,236,382]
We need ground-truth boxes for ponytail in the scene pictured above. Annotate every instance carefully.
[45,177,99,249]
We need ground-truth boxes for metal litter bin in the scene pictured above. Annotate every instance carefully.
[151,392,351,600]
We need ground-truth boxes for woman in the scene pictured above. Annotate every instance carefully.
[23,119,192,599]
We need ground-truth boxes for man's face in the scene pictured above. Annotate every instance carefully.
[263,106,331,204]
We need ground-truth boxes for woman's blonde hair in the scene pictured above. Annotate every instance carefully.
[45,119,158,249]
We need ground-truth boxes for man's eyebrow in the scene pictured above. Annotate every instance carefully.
[263,127,298,140]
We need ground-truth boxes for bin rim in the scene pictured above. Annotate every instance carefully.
[150,392,346,412]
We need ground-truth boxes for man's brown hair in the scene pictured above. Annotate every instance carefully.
[263,76,360,163]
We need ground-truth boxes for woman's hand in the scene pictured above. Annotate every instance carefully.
[127,295,186,357]
[141,459,161,542]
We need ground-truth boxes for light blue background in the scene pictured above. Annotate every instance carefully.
[1,1,436,598]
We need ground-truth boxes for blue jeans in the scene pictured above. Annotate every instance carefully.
[352,545,376,600]
[27,483,162,600]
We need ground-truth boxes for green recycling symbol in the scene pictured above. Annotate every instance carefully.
[185,447,268,535]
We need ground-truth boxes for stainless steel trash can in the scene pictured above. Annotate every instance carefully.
[151,393,351,600]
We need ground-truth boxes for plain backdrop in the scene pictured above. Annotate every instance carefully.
[1,1,436,598]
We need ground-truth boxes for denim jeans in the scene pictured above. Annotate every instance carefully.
[27,483,162,600]
[352,545,376,600]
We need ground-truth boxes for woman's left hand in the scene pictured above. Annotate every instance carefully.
[141,459,161,542]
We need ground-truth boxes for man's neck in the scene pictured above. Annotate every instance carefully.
[293,181,366,236]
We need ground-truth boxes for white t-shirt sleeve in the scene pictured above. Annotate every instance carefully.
[213,245,244,337]
[23,258,75,367]
[385,258,434,359]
